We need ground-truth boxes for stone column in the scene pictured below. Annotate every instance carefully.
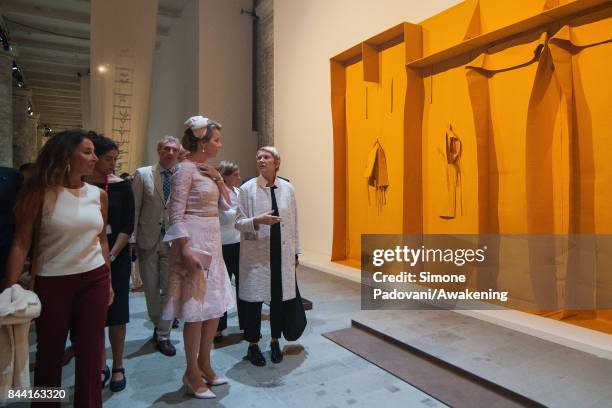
[0,50,14,167]
[26,112,40,162]
[255,0,273,147]
[12,87,31,168]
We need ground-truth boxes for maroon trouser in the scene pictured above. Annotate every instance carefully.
[33,265,109,408]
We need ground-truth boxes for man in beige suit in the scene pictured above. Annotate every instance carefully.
[132,135,180,356]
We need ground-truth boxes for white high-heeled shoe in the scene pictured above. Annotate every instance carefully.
[204,376,229,386]
[183,376,216,399]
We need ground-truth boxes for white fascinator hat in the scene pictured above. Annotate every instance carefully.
[184,115,210,139]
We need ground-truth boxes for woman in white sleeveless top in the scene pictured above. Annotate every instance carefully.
[4,130,113,408]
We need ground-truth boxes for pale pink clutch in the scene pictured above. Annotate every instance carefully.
[191,247,212,271]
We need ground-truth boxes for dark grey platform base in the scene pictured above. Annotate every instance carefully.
[323,321,546,408]
[302,297,313,311]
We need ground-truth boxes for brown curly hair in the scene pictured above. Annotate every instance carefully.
[15,129,94,223]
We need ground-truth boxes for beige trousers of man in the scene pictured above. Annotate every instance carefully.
[138,239,172,340]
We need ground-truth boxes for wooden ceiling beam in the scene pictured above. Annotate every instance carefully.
[11,35,90,55]
[35,109,81,121]
[31,96,82,106]
[6,19,89,41]
[0,0,90,25]
[40,116,83,124]
[35,102,81,110]
[25,71,80,84]
[8,31,90,49]
[40,110,82,117]
[42,121,82,127]
[17,46,90,63]
[18,61,87,77]
[27,79,80,91]
[40,123,83,129]
[32,97,82,107]
[29,86,81,97]
[17,54,89,69]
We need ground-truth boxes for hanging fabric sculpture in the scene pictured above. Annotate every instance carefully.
[440,126,462,219]
[363,140,389,212]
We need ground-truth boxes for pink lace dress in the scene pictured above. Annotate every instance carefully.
[162,161,234,322]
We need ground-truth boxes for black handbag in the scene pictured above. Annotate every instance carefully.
[281,283,307,341]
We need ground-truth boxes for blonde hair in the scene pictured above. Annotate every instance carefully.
[257,146,280,171]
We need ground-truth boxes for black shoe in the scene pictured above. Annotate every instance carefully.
[101,365,110,389]
[270,341,283,364]
[172,319,180,329]
[157,339,176,356]
[153,327,158,341]
[246,344,266,367]
[109,368,126,392]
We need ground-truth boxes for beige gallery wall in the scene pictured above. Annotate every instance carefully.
[274,0,463,260]
[148,0,257,176]
[198,0,258,175]
[147,0,198,163]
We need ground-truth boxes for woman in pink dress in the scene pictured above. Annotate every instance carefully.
[162,116,234,399]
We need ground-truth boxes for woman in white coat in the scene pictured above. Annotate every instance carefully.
[235,146,300,366]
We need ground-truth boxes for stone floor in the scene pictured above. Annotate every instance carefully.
[33,267,446,408]
[18,265,612,407]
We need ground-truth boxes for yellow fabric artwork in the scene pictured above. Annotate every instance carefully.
[331,0,612,333]
[363,140,390,212]
[439,127,462,219]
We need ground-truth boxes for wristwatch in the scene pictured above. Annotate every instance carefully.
[110,254,116,262]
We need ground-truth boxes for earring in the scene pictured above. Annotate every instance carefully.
[202,148,207,153]
[66,163,71,173]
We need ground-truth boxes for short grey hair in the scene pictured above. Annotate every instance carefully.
[157,135,180,149]
[217,160,239,177]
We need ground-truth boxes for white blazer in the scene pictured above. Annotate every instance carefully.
[0,285,41,393]
[235,176,301,302]
[132,164,171,250]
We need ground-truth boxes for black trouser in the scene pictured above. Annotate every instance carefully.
[242,297,283,342]
[242,260,284,342]
[217,242,244,331]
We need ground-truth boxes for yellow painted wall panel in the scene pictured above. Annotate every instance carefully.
[420,0,478,57]
[345,43,407,264]
[345,61,365,261]
[569,16,612,233]
[478,0,548,33]
[422,64,481,234]
[332,0,612,332]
